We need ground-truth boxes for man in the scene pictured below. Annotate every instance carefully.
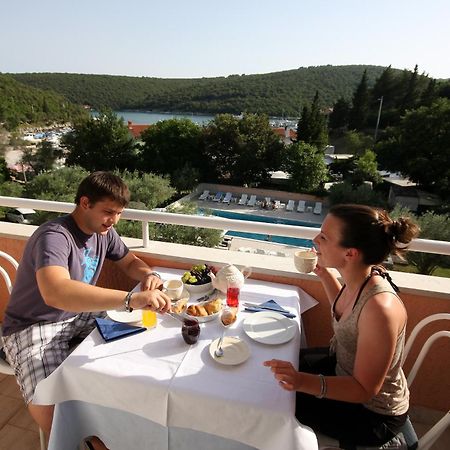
[2,172,170,448]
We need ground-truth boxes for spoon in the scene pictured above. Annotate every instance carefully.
[215,331,225,357]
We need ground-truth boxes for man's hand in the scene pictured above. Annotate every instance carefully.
[141,273,163,291]
[131,289,171,313]
[263,359,302,391]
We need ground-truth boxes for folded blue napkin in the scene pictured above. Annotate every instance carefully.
[95,318,146,342]
[244,299,296,318]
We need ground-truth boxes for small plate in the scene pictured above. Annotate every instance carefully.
[169,288,190,303]
[243,311,297,345]
[209,337,250,365]
[107,309,142,324]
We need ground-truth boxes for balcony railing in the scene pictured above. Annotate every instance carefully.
[2,196,450,256]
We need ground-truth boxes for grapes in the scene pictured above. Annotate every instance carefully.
[182,264,214,285]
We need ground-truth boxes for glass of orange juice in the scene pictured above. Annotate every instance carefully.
[142,310,157,328]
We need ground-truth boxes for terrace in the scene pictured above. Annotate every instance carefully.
[1,193,449,449]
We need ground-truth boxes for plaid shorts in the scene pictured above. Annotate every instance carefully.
[2,311,105,404]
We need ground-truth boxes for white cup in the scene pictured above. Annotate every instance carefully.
[163,279,184,300]
[294,250,318,273]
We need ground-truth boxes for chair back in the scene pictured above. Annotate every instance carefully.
[403,313,450,450]
[0,251,19,375]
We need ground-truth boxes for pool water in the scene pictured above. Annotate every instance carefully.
[199,209,321,248]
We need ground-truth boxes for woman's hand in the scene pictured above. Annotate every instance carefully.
[263,359,302,391]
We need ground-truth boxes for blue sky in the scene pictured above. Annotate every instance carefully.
[1,0,449,79]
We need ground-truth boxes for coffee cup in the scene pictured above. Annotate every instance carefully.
[163,279,184,300]
[294,250,318,273]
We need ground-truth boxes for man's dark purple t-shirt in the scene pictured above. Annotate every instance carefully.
[2,214,129,335]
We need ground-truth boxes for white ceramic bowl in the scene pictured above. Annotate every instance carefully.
[183,281,214,295]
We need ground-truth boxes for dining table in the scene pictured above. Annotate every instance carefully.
[33,267,319,450]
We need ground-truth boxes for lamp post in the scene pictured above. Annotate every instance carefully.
[374,96,383,141]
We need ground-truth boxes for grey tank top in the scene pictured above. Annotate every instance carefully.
[331,276,409,416]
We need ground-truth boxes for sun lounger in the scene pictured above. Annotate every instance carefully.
[198,190,209,201]
[247,195,257,206]
[222,192,232,204]
[297,200,306,212]
[212,192,223,202]
[313,202,322,215]
[237,193,248,205]
[286,200,295,211]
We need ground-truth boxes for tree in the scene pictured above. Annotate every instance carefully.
[139,118,203,190]
[351,150,382,186]
[343,130,374,156]
[201,113,284,185]
[297,91,328,148]
[390,206,450,275]
[152,202,223,248]
[20,139,64,174]
[0,156,10,183]
[328,181,386,207]
[23,166,89,224]
[286,142,328,192]
[118,170,175,210]
[63,110,138,172]
[348,70,370,130]
[376,98,450,199]
[329,97,350,130]
[400,64,420,113]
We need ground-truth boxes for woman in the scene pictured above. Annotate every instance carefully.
[264,204,420,447]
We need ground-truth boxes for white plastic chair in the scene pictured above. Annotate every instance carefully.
[0,251,47,450]
[403,313,450,450]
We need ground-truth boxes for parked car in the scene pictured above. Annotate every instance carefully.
[5,208,36,224]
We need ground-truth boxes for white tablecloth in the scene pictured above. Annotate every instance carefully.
[34,268,319,450]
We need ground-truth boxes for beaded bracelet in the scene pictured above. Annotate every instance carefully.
[316,374,327,399]
[144,271,161,280]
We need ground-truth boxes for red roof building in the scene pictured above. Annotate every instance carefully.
[127,121,151,139]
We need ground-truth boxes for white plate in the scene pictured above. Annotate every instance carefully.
[209,337,250,365]
[243,311,297,345]
[107,309,142,324]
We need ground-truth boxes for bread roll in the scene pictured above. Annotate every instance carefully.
[172,298,188,314]
[204,298,222,315]
[221,307,237,326]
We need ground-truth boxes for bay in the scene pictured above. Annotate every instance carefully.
[114,110,215,125]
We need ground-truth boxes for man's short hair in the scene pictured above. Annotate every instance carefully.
[75,172,130,207]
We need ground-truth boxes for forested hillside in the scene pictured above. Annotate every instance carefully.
[11,65,388,116]
[0,74,85,129]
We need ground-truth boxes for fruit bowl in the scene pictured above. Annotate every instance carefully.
[182,264,215,295]
[183,281,214,295]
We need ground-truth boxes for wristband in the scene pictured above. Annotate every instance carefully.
[145,271,161,280]
[316,374,327,399]
[124,291,134,312]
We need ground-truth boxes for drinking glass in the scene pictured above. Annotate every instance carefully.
[181,318,200,344]
[226,286,240,307]
[142,310,157,328]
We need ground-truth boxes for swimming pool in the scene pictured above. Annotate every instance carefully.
[199,209,321,247]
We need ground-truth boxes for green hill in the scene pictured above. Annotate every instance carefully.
[11,65,389,116]
[0,73,85,129]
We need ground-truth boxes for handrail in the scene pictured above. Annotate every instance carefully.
[1,196,450,255]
